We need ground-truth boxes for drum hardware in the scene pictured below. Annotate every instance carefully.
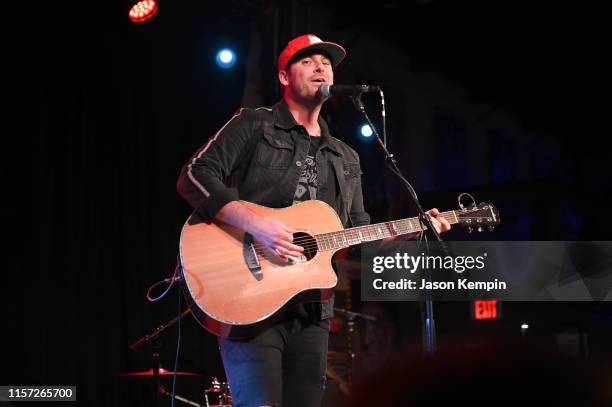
[117,368,203,380]
[333,307,377,322]
[331,307,377,391]
[159,384,203,407]
[129,308,191,350]
[127,308,192,406]
[204,377,232,406]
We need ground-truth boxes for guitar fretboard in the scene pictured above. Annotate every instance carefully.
[315,211,458,251]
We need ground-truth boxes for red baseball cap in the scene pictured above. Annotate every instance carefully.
[277,34,346,71]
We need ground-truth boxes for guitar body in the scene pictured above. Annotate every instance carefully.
[179,197,500,338]
[180,200,342,338]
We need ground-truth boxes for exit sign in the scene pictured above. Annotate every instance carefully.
[472,300,502,320]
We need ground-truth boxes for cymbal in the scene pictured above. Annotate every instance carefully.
[117,368,203,380]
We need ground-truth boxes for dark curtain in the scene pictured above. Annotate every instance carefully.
[8,3,250,405]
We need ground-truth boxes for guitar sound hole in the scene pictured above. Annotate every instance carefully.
[293,232,317,261]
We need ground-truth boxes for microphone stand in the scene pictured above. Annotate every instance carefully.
[350,94,444,355]
[129,308,191,406]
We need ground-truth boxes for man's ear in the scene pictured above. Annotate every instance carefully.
[278,69,289,86]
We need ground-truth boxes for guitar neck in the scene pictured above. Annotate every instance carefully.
[315,211,458,251]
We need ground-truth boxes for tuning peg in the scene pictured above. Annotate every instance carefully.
[477,226,484,232]
[467,227,473,233]
[488,226,495,232]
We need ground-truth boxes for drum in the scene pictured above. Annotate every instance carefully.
[204,377,232,406]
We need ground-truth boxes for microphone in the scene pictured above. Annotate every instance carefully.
[318,83,380,98]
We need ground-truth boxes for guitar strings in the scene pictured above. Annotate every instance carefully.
[247,211,488,249]
[263,213,461,245]
[251,228,428,255]
[279,213,458,244]
[249,213,461,249]
[250,212,492,256]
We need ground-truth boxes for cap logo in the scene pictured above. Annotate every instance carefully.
[308,35,322,44]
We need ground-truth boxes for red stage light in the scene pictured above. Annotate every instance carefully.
[129,0,158,23]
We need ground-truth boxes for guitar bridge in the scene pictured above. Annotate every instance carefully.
[242,233,263,281]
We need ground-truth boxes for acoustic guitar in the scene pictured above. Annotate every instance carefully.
[179,199,499,338]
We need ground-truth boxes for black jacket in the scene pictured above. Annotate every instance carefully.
[177,99,371,320]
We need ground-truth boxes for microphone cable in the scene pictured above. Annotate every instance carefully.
[146,256,182,303]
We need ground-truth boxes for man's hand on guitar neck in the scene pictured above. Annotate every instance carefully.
[424,207,452,234]
[383,208,452,243]
[216,201,304,262]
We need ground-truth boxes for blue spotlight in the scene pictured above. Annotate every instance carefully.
[359,124,374,142]
[215,48,236,69]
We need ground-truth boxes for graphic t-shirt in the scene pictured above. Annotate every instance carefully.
[293,136,322,205]
[291,136,325,322]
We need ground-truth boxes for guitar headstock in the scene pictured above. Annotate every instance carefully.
[455,203,500,233]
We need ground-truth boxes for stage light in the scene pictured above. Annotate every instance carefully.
[129,0,158,23]
[216,48,237,69]
[360,124,373,138]
[521,323,529,330]
[357,124,375,142]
